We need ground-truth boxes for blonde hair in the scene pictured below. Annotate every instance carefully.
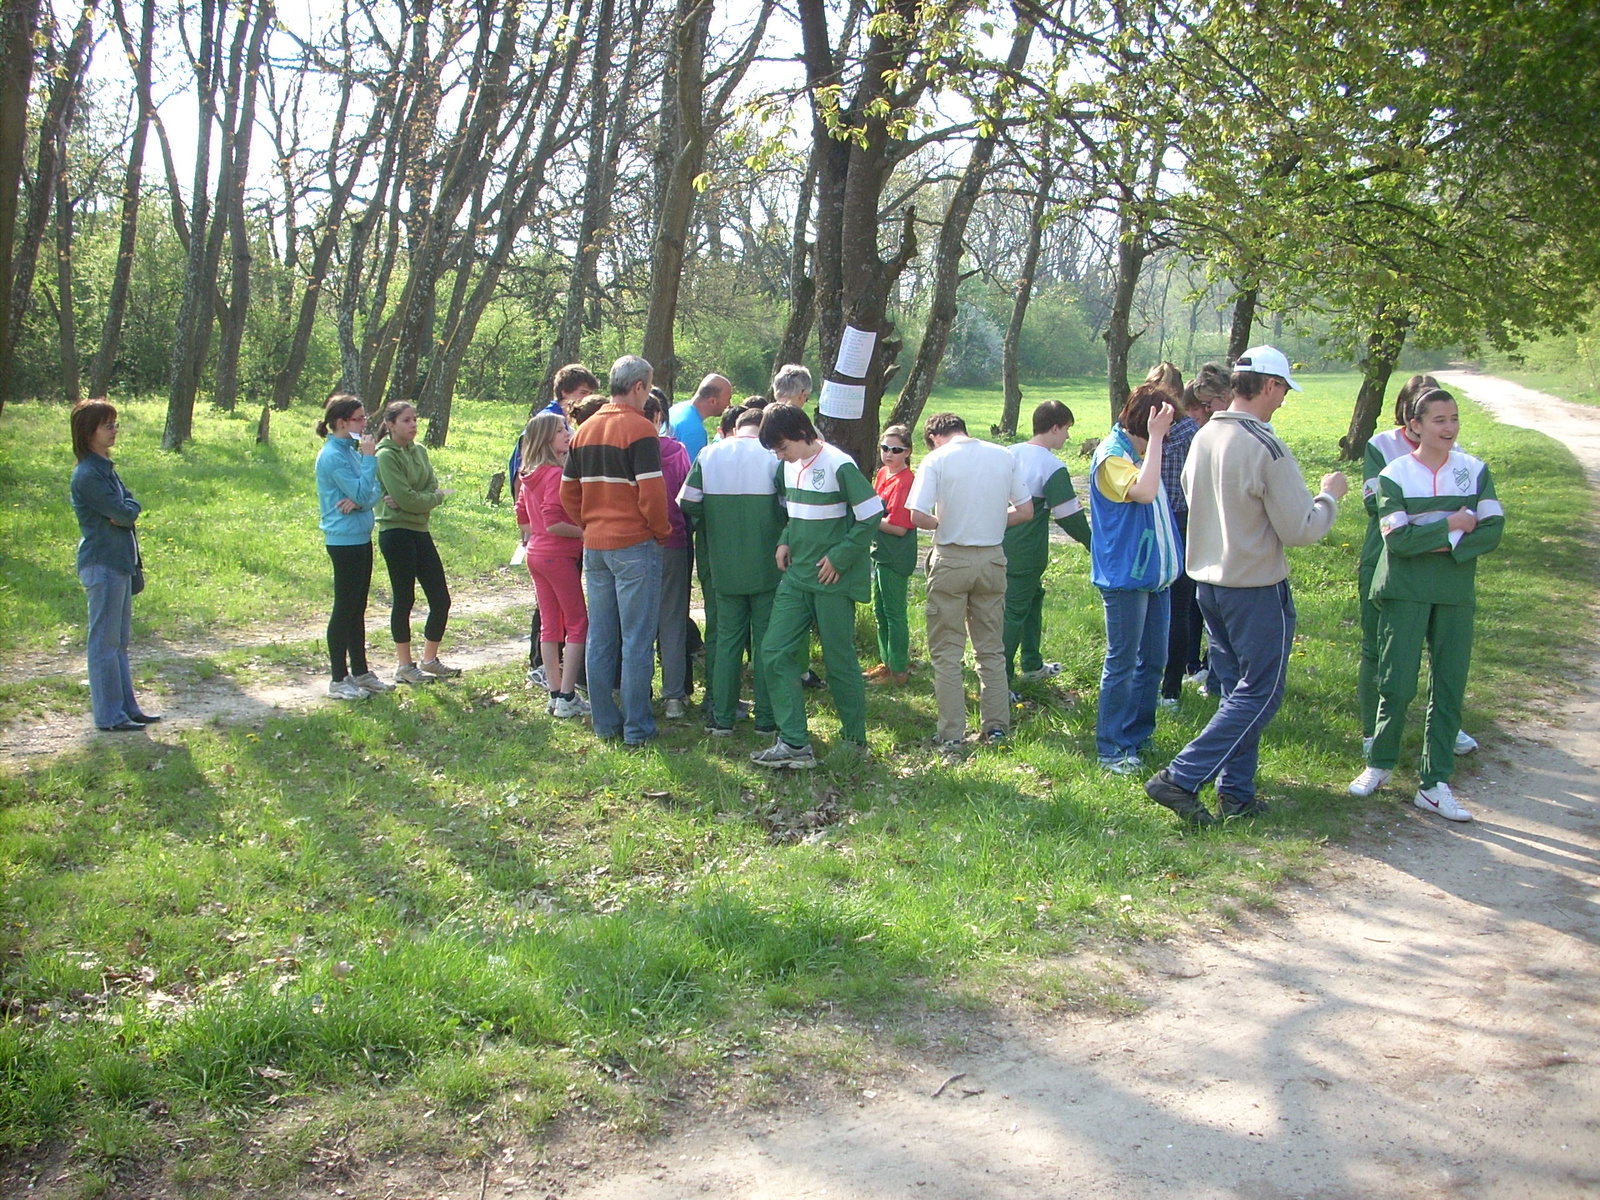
[1144,361,1183,400]
[519,412,568,473]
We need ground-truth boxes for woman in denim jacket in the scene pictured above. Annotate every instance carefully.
[69,399,157,732]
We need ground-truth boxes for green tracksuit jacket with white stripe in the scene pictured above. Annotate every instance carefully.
[777,444,884,603]
[1372,449,1504,603]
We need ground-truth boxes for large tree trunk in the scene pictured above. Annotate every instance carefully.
[640,0,711,401]
[90,0,156,399]
[891,21,1031,434]
[770,153,817,385]
[1000,156,1054,438]
[798,0,934,469]
[541,0,630,402]
[163,0,223,451]
[385,6,525,409]
[0,0,42,415]
[53,172,79,403]
[1227,285,1258,362]
[1103,231,1146,422]
[3,1,92,404]
[1339,306,1410,461]
[211,1,272,413]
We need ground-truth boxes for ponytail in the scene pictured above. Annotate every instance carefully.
[372,400,416,442]
[317,393,365,438]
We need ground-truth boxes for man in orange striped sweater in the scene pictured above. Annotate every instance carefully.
[561,355,672,746]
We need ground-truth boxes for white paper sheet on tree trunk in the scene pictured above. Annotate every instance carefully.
[818,379,866,420]
[833,325,877,378]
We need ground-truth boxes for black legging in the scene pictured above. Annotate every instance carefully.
[326,542,372,681]
[378,528,451,645]
[1161,513,1205,699]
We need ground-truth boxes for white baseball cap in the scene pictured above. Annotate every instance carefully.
[1234,345,1301,391]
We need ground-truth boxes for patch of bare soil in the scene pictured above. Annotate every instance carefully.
[0,579,534,764]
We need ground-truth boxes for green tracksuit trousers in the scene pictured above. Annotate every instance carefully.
[1358,559,1381,738]
[1003,569,1047,679]
[713,588,774,731]
[872,564,911,674]
[1370,598,1475,787]
[762,579,867,749]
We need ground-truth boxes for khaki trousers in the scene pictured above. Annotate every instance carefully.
[924,542,1009,741]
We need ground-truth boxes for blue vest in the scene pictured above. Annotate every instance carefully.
[1089,425,1181,591]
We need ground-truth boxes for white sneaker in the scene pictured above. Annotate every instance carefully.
[1348,766,1393,797]
[527,665,547,689]
[1363,736,1374,758]
[349,671,395,694]
[1018,662,1062,682]
[1100,755,1143,776]
[327,678,369,701]
[1158,697,1179,712]
[551,694,589,719]
[1454,730,1478,755]
[1415,782,1473,822]
[665,698,688,719]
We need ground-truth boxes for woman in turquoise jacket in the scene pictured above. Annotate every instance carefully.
[315,395,389,700]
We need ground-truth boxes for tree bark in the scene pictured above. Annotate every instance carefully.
[3,1,93,404]
[53,171,78,403]
[1103,230,1146,422]
[0,0,41,415]
[890,21,1030,432]
[211,0,273,413]
[163,0,223,451]
[385,4,525,409]
[1339,306,1410,462]
[799,0,938,469]
[1227,285,1258,362]
[541,0,633,403]
[1000,156,1053,438]
[90,0,156,399]
[640,0,711,401]
[770,152,817,386]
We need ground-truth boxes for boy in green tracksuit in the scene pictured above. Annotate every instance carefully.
[1347,388,1503,822]
[1003,402,1093,683]
[751,405,884,769]
[677,406,785,734]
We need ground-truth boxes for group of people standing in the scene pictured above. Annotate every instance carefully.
[67,342,1501,824]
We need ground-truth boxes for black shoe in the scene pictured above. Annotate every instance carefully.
[1219,794,1269,819]
[1144,770,1215,826]
[129,712,162,724]
[799,669,825,689]
[98,721,147,732]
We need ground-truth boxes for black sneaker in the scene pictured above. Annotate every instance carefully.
[799,669,825,689]
[1219,793,1269,819]
[1144,770,1215,827]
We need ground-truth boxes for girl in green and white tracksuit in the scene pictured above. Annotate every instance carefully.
[1349,389,1503,822]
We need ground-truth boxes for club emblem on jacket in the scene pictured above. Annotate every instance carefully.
[1454,466,1472,492]
[810,467,825,489]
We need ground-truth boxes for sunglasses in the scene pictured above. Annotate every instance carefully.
[879,444,908,453]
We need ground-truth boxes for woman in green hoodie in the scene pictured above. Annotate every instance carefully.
[374,401,460,683]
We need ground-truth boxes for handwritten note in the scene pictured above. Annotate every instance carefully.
[818,379,866,420]
[834,325,877,379]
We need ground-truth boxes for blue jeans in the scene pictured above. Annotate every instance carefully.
[1165,581,1296,803]
[584,541,663,744]
[1096,587,1170,761]
[80,563,139,727]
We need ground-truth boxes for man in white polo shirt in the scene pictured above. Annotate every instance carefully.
[907,413,1033,746]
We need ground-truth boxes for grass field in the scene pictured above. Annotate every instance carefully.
[1,375,1595,1193]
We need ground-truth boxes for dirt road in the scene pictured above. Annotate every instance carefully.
[553,373,1600,1200]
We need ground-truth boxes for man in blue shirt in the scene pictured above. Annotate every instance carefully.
[668,374,732,464]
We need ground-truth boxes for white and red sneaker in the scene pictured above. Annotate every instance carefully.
[1415,782,1473,822]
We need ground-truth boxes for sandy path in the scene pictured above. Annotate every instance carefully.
[543,375,1599,1200]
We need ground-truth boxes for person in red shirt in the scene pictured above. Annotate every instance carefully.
[866,424,918,685]
[516,413,588,718]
